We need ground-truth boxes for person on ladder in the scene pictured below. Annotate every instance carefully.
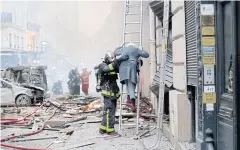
[94,51,128,136]
[116,42,149,112]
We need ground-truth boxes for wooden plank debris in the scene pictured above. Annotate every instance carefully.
[65,142,95,150]
[10,136,58,142]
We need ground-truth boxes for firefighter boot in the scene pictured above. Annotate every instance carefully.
[99,129,106,135]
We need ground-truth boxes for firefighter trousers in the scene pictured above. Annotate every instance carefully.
[100,96,117,133]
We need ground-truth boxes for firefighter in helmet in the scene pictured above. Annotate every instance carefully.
[94,50,129,136]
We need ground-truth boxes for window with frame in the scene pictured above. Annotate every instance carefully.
[14,35,16,48]
[9,33,12,48]
[21,37,24,49]
[17,36,19,49]
[32,36,36,50]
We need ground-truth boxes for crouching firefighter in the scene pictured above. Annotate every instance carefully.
[94,51,129,136]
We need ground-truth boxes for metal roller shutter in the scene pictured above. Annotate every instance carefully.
[185,1,198,86]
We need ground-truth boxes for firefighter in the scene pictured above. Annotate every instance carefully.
[80,67,92,95]
[94,51,128,136]
[52,79,63,95]
[68,65,81,95]
[116,43,149,112]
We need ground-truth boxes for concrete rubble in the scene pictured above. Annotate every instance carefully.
[0,94,193,150]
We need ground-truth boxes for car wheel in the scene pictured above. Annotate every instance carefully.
[15,94,32,106]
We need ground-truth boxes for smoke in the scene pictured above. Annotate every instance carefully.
[1,1,150,96]
[26,1,124,95]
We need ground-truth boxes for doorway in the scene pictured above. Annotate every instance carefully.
[216,1,238,150]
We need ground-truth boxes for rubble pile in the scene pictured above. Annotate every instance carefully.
[0,94,104,149]
[0,94,164,150]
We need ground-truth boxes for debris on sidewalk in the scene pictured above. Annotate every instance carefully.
[80,99,103,111]
[65,142,95,150]
[10,136,58,142]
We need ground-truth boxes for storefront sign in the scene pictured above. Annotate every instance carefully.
[204,86,215,92]
[202,26,215,35]
[203,46,215,55]
[203,92,216,104]
[203,55,215,65]
[206,104,214,111]
[202,16,215,26]
[202,37,215,46]
[201,4,214,15]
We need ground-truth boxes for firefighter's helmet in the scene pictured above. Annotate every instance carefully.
[104,51,114,63]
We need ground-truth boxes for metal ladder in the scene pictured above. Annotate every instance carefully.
[118,0,143,135]
[140,0,170,149]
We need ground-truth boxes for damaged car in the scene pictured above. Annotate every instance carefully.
[1,65,48,91]
[0,78,46,107]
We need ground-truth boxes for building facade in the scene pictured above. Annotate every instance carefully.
[148,1,240,150]
[1,12,26,50]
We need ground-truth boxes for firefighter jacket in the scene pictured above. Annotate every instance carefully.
[68,69,80,86]
[95,63,120,99]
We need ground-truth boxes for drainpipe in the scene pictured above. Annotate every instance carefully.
[155,17,162,112]
[149,6,156,112]
[156,17,162,66]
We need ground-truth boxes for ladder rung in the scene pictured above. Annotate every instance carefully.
[126,13,141,15]
[127,5,141,8]
[125,31,140,34]
[121,113,136,116]
[126,4,141,7]
[124,41,140,44]
[119,113,157,118]
[126,22,141,24]
[121,92,137,94]
[121,123,137,126]
[141,114,157,118]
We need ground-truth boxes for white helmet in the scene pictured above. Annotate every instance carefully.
[104,51,114,63]
[125,42,137,48]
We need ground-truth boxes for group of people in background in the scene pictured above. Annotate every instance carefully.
[67,65,92,96]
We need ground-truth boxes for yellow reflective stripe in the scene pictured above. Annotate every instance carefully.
[109,64,114,70]
[105,109,115,132]
[108,72,116,75]
[101,90,120,97]
[100,125,107,131]
[106,128,115,132]
[106,109,109,131]
[82,82,89,84]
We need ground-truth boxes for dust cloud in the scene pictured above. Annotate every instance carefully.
[1,1,125,95]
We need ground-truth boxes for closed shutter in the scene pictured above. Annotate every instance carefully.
[185,1,198,86]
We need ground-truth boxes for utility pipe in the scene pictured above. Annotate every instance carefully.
[139,7,163,150]
[149,5,157,113]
